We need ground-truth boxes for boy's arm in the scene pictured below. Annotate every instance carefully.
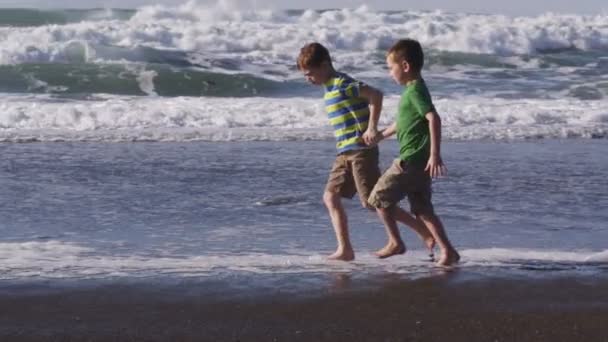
[425,111,447,178]
[378,122,397,141]
[359,85,383,145]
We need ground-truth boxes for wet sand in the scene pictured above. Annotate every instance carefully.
[1,272,607,341]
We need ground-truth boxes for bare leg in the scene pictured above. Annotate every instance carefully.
[323,191,354,261]
[418,213,460,266]
[393,207,435,255]
[374,206,406,259]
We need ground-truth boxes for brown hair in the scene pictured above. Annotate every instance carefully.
[387,39,424,73]
[297,42,332,70]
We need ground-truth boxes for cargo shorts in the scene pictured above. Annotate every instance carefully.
[325,146,380,209]
[368,159,434,216]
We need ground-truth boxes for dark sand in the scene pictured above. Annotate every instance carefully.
[1,272,607,342]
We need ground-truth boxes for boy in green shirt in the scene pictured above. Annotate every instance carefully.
[368,39,460,266]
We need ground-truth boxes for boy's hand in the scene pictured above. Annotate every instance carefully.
[377,129,387,142]
[425,154,448,178]
[363,127,382,145]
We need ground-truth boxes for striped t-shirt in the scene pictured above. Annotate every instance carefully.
[323,72,370,154]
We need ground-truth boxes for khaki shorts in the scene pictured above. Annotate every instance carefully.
[325,146,380,209]
[368,159,434,216]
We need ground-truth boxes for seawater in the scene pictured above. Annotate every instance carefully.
[0,140,606,281]
[0,2,607,282]
[0,4,606,141]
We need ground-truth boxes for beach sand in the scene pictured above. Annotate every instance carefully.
[1,272,607,341]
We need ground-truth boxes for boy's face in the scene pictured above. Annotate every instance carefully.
[386,53,410,85]
[301,61,331,85]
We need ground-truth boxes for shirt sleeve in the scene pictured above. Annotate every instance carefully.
[410,86,435,118]
[343,80,365,98]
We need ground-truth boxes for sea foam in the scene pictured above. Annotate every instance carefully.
[0,94,605,142]
[0,240,605,280]
[0,2,607,69]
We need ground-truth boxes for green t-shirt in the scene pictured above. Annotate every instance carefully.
[396,79,435,165]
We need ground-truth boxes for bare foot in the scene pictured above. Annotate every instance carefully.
[327,249,355,261]
[436,249,460,266]
[374,243,406,259]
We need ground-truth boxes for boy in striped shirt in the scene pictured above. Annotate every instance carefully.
[297,42,434,261]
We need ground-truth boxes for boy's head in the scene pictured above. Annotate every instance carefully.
[386,39,424,85]
[297,42,334,85]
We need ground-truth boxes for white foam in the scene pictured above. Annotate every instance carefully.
[0,3,607,70]
[0,241,605,280]
[130,66,159,96]
[0,93,605,142]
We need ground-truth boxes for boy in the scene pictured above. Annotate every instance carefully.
[368,39,460,266]
[297,42,434,261]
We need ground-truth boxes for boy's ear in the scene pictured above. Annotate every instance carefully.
[401,59,410,73]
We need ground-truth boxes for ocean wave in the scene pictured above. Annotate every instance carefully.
[0,2,607,68]
[0,94,606,142]
[0,8,134,27]
[0,63,289,97]
[0,56,603,100]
